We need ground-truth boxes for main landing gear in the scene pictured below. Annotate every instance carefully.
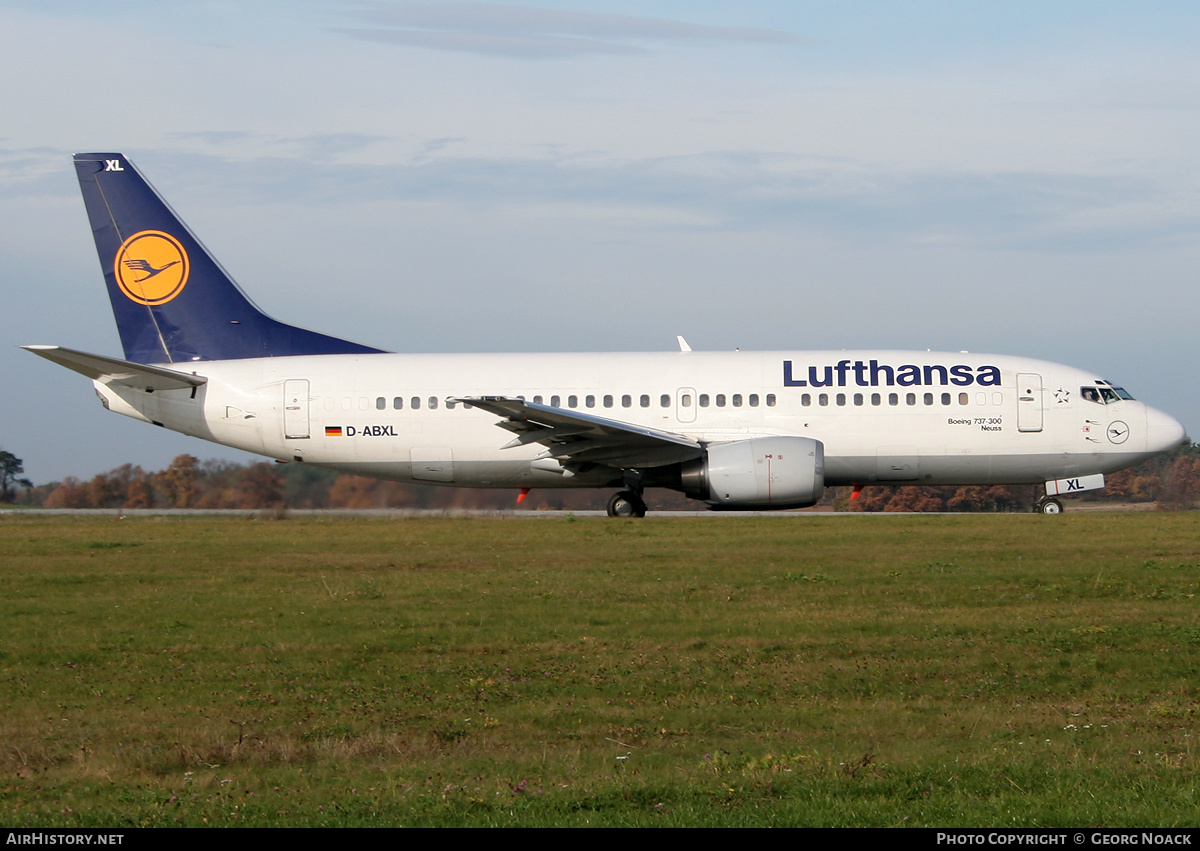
[1034,497,1064,515]
[607,490,647,518]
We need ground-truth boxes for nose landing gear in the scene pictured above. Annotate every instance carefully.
[1034,497,1064,515]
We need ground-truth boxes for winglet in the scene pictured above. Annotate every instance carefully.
[676,335,692,352]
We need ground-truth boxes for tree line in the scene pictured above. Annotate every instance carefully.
[1,442,1198,512]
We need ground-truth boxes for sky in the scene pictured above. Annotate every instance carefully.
[1,0,1198,484]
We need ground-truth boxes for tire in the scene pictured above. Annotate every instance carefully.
[607,491,647,518]
[1039,498,1063,515]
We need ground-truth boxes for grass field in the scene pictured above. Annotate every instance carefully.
[1,512,1198,827]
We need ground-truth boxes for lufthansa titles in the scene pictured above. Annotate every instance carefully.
[784,359,1001,389]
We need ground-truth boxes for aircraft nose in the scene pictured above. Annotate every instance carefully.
[1145,406,1187,454]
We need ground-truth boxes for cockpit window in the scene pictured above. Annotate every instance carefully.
[1081,385,1134,405]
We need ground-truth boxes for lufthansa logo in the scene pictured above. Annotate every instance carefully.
[114,230,189,305]
[1107,421,1130,445]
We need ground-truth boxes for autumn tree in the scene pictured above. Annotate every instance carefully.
[123,467,153,508]
[193,459,244,508]
[236,463,284,509]
[43,477,89,508]
[155,455,199,508]
[328,474,389,508]
[847,483,1031,513]
[1157,451,1200,510]
[83,464,147,508]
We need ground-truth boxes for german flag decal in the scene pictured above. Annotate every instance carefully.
[325,426,343,437]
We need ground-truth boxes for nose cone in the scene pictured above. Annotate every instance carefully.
[1146,406,1188,454]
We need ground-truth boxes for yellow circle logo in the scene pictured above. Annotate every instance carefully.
[114,230,190,305]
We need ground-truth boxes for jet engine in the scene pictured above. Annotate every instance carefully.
[678,435,825,509]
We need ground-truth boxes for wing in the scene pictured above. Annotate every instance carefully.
[459,396,702,468]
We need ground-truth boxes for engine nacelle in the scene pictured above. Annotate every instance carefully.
[679,436,825,509]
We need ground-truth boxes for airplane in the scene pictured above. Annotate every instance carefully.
[24,153,1188,516]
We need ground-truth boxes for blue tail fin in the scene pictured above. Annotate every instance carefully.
[74,153,385,364]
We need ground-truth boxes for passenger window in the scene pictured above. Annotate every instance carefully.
[551,395,561,407]
[819,393,829,407]
[835,393,845,406]
[941,393,951,405]
[640,394,650,408]
[376,396,386,410]
[699,394,710,407]
[749,394,759,407]
[889,393,899,406]
[766,394,776,407]
[959,393,969,405]
[585,395,595,408]
[660,394,670,407]
[428,397,438,410]
[906,393,916,406]
[716,394,726,407]
[801,394,811,407]
[622,394,632,407]
[871,393,881,406]
[853,393,863,406]
[732,394,743,407]
[411,396,420,410]
[568,395,578,408]
[603,394,613,408]
[533,395,543,404]
[393,396,403,410]
[681,394,692,407]
[923,393,933,406]
[992,392,1002,406]
[446,399,456,409]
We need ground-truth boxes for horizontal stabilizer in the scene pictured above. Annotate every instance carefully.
[23,345,207,391]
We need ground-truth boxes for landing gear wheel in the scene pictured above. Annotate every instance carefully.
[607,490,647,518]
[1035,498,1063,515]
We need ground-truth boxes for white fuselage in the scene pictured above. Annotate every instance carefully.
[93,349,1184,491]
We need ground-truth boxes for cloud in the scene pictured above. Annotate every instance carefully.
[335,1,803,58]
[166,131,257,149]
[2,138,1188,255]
[166,132,389,162]
[87,143,1193,255]
[0,147,74,195]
